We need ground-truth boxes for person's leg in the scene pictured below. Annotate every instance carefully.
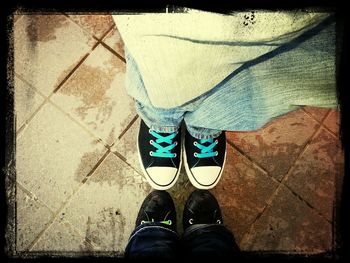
[125,190,180,259]
[125,49,185,190]
[181,190,241,260]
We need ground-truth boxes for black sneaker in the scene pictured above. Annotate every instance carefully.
[137,120,182,190]
[183,128,226,189]
[183,190,223,231]
[135,190,176,231]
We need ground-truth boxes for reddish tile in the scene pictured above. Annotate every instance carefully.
[103,26,125,59]
[323,109,340,136]
[303,106,329,122]
[284,127,344,221]
[240,186,332,252]
[227,109,319,181]
[68,14,114,39]
[211,144,279,243]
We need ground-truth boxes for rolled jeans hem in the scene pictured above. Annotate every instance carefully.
[186,126,222,140]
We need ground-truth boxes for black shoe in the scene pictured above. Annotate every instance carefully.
[183,190,223,231]
[135,190,176,231]
[137,120,182,190]
[183,128,226,189]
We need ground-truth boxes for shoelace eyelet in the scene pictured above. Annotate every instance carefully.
[194,152,198,157]
[215,151,218,156]
[149,151,154,156]
[189,218,194,225]
[173,153,177,158]
[193,141,198,146]
[217,219,221,224]
[150,140,154,145]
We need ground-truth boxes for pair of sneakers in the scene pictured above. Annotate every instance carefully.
[135,190,223,232]
[137,120,227,190]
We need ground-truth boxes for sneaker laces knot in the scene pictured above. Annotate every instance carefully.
[149,130,178,158]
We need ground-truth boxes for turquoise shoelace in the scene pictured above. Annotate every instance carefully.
[194,138,218,158]
[149,130,177,158]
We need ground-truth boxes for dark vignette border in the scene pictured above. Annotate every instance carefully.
[1,0,348,262]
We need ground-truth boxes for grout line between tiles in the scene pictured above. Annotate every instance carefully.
[100,41,126,63]
[118,115,139,140]
[81,150,110,184]
[54,218,98,251]
[16,181,55,215]
[27,148,110,251]
[99,24,116,41]
[321,123,341,142]
[301,107,328,125]
[16,98,48,138]
[64,14,115,42]
[111,150,143,177]
[52,53,91,94]
[284,183,333,224]
[281,110,331,184]
[226,139,269,176]
[15,73,48,99]
[228,144,281,191]
[46,99,111,149]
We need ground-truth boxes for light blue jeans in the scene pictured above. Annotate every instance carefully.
[124,16,337,140]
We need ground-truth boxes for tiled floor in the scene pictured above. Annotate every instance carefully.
[10,14,343,257]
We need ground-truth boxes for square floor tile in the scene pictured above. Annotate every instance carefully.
[211,144,279,243]
[31,218,94,252]
[16,102,108,212]
[240,185,332,252]
[227,109,319,181]
[61,152,150,253]
[284,127,344,221]
[16,184,54,251]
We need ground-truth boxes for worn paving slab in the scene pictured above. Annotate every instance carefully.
[211,143,279,244]
[284,127,344,222]
[226,109,320,181]
[16,184,54,252]
[14,15,96,96]
[240,185,332,253]
[51,44,135,146]
[16,102,108,212]
[60,152,150,253]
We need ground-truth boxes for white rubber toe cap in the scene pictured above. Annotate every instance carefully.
[189,166,222,189]
[145,167,179,190]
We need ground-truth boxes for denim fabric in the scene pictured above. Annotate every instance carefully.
[124,224,180,259]
[124,223,240,260]
[124,16,337,139]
